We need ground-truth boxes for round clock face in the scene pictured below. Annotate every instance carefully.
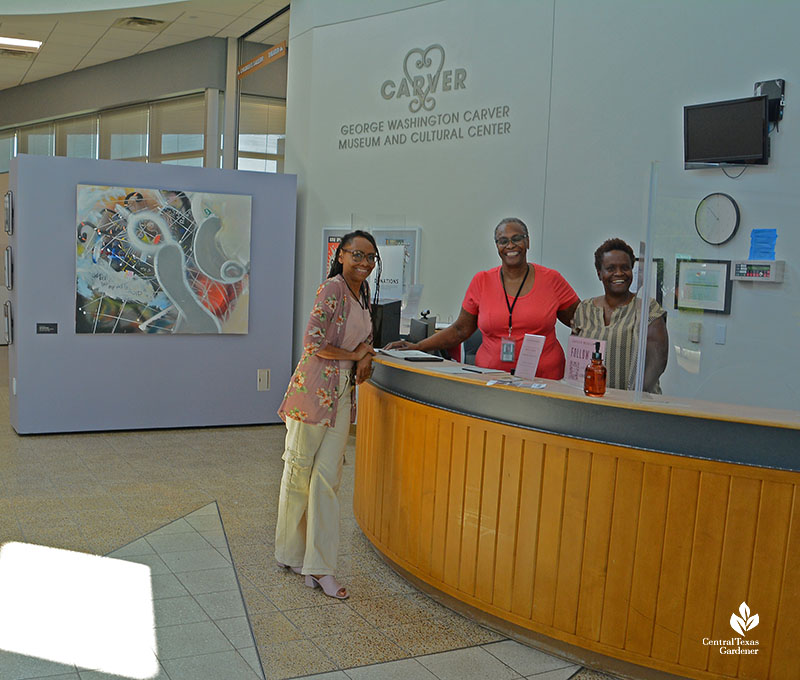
[695,193,740,245]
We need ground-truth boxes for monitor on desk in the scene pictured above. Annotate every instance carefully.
[409,317,435,344]
[372,300,401,347]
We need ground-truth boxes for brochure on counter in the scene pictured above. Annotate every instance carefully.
[514,333,545,380]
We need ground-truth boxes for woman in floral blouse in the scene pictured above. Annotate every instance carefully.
[275,230,380,599]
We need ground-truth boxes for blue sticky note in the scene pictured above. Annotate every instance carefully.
[749,228,777,260]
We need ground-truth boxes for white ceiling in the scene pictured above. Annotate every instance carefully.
[0,0,289,91]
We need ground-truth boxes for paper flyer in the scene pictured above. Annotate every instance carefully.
[514,334,545,380]
[565,335,607,387]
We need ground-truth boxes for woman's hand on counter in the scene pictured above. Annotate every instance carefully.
[383,340,421,351]
[352,342,376,362]
[355,354,373,384]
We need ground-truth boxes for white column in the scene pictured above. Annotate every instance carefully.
[222,37,240,170]
[204,88,220,168]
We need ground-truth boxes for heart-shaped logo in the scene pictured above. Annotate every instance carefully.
[403,44,445,113]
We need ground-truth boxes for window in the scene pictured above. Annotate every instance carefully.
[0,131,14,173]
[237,157,278,173]
[162,157,204,167]
[149,95,205,166]
[238,95,285,173]
[55,115,98,159]
[99,105,148,162]
[18,122,55,156]
[1,91,282,171]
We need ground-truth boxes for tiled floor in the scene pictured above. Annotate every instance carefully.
[0,346,617,680]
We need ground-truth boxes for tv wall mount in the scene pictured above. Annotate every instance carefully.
[754,79,785,123]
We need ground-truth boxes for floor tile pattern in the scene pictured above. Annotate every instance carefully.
[0,347,617,680]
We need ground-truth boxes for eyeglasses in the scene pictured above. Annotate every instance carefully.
[495,234,527,247]
[341,249,379,264]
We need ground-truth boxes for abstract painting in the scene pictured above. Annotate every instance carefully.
[76,185,252,334]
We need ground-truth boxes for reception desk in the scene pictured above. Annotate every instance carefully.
[353,356,800,680]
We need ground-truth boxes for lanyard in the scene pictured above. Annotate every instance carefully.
[500,265,530,336]
[345,281,366,310]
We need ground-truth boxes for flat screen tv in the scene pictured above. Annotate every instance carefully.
[684,95,769,168]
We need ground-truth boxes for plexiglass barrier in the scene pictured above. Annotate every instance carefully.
[634,161,799,421]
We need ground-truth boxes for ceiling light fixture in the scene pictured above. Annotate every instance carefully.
[111,16,168,32]
[0,36,42,52]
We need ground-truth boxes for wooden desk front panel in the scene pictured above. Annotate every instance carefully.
[354,382,800,680]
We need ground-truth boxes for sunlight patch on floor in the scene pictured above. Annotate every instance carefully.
[0,542,159,679]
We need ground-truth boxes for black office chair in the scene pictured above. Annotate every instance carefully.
[463,329,482,365]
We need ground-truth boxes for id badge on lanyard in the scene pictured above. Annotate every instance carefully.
[500,264,529,365]
[500,337,515,363]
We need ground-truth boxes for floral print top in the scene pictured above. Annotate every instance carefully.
[278,275,372,427]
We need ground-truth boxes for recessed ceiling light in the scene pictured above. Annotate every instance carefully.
[111,16,168,32]
[0,48,35,60]
[0,36,42,52]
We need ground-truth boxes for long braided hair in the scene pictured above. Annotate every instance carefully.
[328,230,382,312]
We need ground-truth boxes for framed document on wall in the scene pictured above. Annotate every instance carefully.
[674,259,732,314]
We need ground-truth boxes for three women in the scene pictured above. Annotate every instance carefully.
[275,227,668,600]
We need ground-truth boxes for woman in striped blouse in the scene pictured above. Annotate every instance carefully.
[571,238,668,393]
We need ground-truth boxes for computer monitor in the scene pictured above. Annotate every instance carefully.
[372,300,401,347]
[408,317,435,344]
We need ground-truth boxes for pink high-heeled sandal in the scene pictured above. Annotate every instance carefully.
[305,574,348,599]
[277,561,302,575]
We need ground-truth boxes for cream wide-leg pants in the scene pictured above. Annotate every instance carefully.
[275,372,352,576]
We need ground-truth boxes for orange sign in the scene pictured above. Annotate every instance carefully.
[237,41,287,80]
[325,236,341,277]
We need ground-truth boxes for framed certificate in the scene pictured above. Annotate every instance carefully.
[674,259,732,314]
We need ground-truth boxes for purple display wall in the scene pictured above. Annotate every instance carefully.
[8,155,296,433]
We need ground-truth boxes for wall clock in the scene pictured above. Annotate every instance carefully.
[695,193,740,245]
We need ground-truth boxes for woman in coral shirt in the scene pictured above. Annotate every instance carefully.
[389,218,579,378]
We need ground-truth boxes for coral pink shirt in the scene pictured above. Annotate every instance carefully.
[462,264,579,377]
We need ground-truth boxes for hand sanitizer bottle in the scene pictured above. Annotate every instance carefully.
[584,342,607,397]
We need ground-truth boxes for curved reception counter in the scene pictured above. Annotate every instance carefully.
[353,356,800,680]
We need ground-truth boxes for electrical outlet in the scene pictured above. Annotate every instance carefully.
[257,368,270,391]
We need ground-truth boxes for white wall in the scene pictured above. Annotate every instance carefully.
[544,0,800,406]
[285,0,800,410]
[285,0,556,341]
